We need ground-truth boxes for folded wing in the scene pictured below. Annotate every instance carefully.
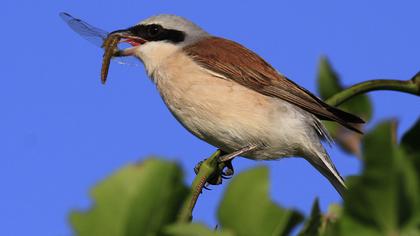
[183,37,364,133]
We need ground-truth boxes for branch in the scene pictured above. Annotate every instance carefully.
[325,72,420,106]
[177,150,223,223]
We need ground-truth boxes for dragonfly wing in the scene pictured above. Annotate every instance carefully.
[112,56,142,67]
[60,12,142,66]
[59,12,108,48]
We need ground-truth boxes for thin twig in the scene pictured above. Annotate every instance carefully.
[325,72,420,106]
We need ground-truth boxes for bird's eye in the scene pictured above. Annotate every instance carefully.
[148,25,162,37]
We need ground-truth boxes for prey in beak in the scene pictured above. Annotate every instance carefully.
[100,30,146,84]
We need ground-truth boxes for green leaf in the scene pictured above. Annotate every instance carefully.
[317,57,342,100]
[317,57,373,120]
[165,223,234,236]
[298,199,321,236]
[218,167,303,236]
[401,117,420,182]
[401,117,420,158]
[70,158,188,236]
[317,57,373,156]
[326,121,420,235]
[401,117,420,231]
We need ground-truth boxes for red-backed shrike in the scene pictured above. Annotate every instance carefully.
[87,14,364,196]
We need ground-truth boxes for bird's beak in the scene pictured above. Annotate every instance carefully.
[108,29,146,56]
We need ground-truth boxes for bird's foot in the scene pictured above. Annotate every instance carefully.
[194,145,258,187]
[194,156,234,186]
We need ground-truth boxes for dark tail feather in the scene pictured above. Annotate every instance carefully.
[327,106,365,123]
[325,106,365,134]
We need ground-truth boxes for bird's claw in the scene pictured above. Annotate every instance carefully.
[203,183,212,190]
[193,155,235,187]
[221,159,234,177]
[194,145,258,188]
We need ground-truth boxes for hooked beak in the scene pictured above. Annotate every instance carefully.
[108,29,147,56]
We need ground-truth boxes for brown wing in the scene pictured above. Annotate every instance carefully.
[183,37,364,133]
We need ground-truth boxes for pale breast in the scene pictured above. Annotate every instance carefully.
[150,50,319,161]
[152,50,280,151]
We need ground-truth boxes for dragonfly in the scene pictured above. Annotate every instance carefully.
[59,12,141,83]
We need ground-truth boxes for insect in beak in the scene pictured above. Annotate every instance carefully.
[109,29,147,47]
[100,31,146,84]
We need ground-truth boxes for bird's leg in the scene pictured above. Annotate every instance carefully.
[218,144,258,162]
[218,144,258,178]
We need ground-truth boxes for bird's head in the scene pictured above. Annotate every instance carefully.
[110,14,209,72]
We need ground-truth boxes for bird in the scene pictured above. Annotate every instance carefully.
[108,14,364,197]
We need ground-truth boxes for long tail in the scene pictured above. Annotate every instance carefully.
[307,152,347,197]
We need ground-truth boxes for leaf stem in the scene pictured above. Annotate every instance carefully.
[325,72,420,106]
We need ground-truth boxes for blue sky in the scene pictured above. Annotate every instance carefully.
[1,1,419,235]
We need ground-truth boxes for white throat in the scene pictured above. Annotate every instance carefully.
[133,41,182,78]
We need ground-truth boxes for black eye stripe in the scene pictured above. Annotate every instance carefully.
[128,24,185,43]
[147,25,162,36]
